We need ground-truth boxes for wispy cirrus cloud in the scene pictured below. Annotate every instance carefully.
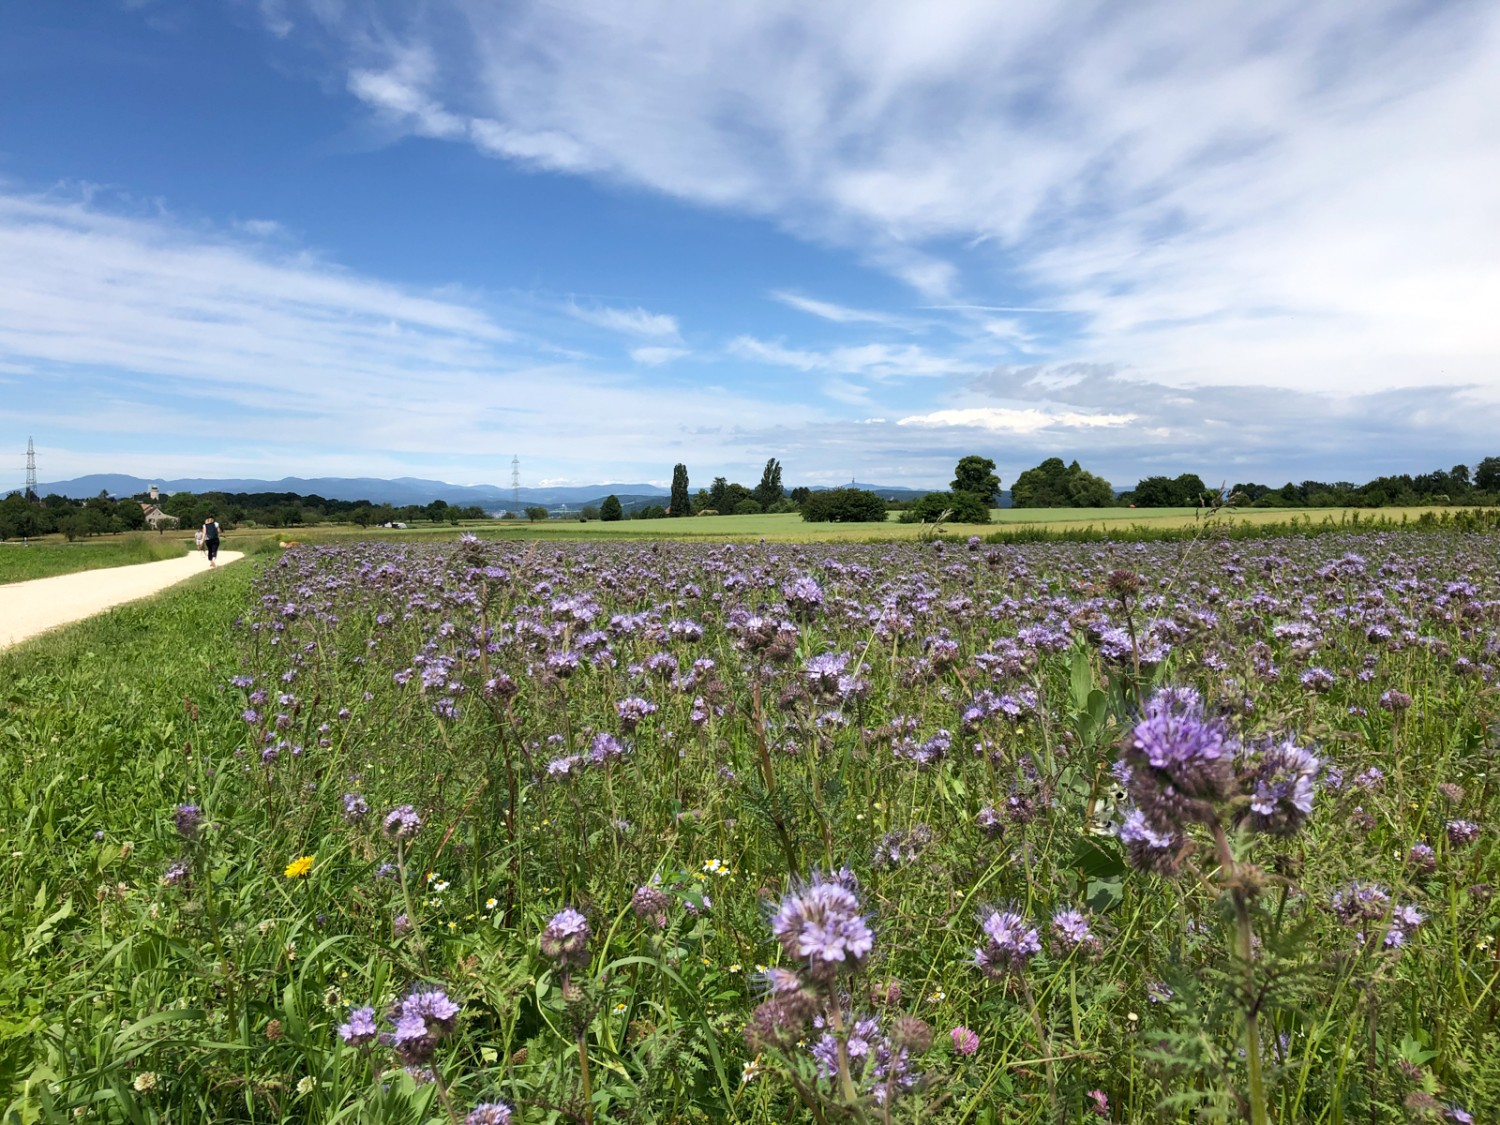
[291,0,1500,397]
[770,290,925,331]
[569,301,680,338]
[896,407,1137,435]
[729,335,976,380]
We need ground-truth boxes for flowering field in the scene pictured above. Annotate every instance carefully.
[3,530,1498,1123]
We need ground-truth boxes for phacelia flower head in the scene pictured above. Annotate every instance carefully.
[973,907,1041,979]
[382,805,422,841]
[1118,807,1187,877]
[770,870,874,982]
[342,793,369,821]
[630,884,670,928]
[465,1104,513,1125]
[1050,908,1101,956]
[1242,736,1321,836]
[389,986,460,1065]
[1119,687,1236,831]
[174,804,203,840]
[540,908,591,970]
[336,1005,379,1048]
[1447,819,1481,847]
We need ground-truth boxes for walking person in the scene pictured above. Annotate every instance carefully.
[202,515,221,568]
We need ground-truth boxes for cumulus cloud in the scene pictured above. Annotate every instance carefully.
[896,407,1137,434]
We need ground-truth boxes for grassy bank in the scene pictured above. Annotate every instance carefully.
[0,533,193,584]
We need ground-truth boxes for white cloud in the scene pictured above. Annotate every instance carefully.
[770,290,923,331]
[297,0,1500,397]
[630,345,688,365]
[730,335,974,379]
[896,407,1137,434]
[0,190,808,481]
[570,302,680,338]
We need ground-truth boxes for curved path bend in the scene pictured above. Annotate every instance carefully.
[0,551,245,652]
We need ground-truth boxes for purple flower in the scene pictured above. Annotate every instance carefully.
[615,696,657,731]
[540,908,591,970]
[1050,908,1100,955]
[770,871,874,981]
[950,1026,979,1056]
[174,804,203,840]
[1447,819,1480,846]
[1407,843,1437,874]
[466,1104,513,1125]
[973,908,1041,979]
[337,1005,379,1048]
[382,805,422,841]
[1120,688,1235,832]
[804,651,850,696]
[388,986,460,1065]
[162,860,190,887]
[587,732,629,765]
[1243,737,1320,836]
[1299,667,1335,693]
[342,793,369,822]
[1118,808,1185,877]
[631,884,670,928]
[783,576,825,618]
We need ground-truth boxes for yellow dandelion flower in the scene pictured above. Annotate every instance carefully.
[284,855,314,879]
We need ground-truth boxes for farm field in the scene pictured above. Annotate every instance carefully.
[2,529,1497,1123]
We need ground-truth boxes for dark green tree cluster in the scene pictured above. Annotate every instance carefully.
[1123,474,1213,507]
[669,464,691,517]
[799,487,888,523]
[1229,459,1500,508]
[899,455,998,525]
[1010,457,1114,507]
[600,495,623,522]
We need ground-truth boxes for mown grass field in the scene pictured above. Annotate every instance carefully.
[0,533,190,584]
[1,527,1496,1124]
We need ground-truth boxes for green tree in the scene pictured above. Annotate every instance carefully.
[951,455,1000,504]
[600,495,623,522]
[708,477,730,512]
[524,506,550,522]
[899,490,991,524]
[1474,456,1500,492]
[669,464,690,517]
[789,486,811,505]
[799,488,888,523]
[734,498,763,515]
[579,505,601,522]
[754,458,784,508]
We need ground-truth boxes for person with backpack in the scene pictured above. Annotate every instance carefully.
[202,516,221,567]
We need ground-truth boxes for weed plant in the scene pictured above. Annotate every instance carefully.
[1,531,1497,1123]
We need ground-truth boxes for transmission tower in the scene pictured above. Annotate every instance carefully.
[511,454,521,510]
[25,437,37,500]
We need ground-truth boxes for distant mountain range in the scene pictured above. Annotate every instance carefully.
[32,474,943,511]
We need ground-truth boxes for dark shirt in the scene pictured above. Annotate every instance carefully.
[204,521,220,542]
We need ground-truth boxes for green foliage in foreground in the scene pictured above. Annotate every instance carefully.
[0,534,190,585]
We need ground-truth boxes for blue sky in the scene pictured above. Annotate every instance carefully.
[3,0,1499,491]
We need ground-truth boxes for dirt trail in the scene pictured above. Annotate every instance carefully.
[0,551,245,651]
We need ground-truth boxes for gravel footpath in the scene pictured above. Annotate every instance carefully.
[0,550,245,651]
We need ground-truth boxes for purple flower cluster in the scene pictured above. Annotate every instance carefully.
[540,908,591,970]
[1119,688,1235,834]
[382,805,422,841]
[770,871,874,982]
[973,908,1041,979]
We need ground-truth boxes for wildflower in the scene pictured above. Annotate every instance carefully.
[132,1072,157,1092]
[393,913,413,938]
[615,696,657,731]
[741,1057,764,1083]
[973,907,1041,979]
[296,1076,317,1095]
[1119,687,1235,833]
[1299,667,1335,692]
[382,805,422,840]
[631,884,670,928]
[1407,843,1437,874]
[485,897,498,911]
[540,908,591,970]
[1447,819,1480,846]
[769,871,874,982]
[1242,736,1321,836]
[162,860,190,887]
[390,986,461,1065]
[466,1104,513,1125]
[342,793,369,821]
[951,1026,979,1056]
[174,804,203,840]
[1087,1088,1111,1119]
[1050,907,1101,955]
[587,732,628,765]
[1147,981,1173,1004]
[284,855,314,879]
[1118,808,1186,877]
